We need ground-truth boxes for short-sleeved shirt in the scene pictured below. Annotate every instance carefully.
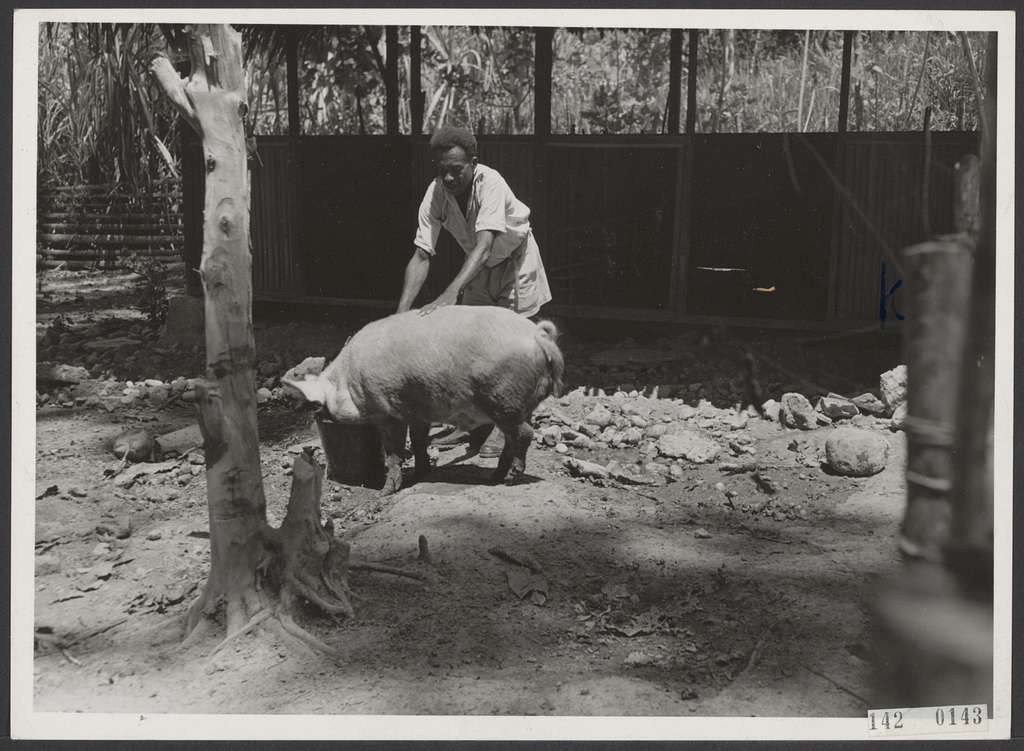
[413,163,532,268]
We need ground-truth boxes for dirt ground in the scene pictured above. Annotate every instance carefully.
[29,268,908,717]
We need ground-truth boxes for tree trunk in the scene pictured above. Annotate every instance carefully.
[151,23,352,651]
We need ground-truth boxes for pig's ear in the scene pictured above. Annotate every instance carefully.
[281,376,327,406]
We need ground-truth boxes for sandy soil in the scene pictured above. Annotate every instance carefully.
[30,269,908,717]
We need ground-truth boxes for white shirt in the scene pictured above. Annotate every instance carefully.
[413,163,532,268]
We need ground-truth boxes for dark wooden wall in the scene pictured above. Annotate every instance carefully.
[183,131,979,325]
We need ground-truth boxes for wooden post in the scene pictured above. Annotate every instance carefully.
[152,25,352,649]
[922,106,933,237]
[899,234,973,562]
[872,32,991,708]
[667,29,683,135]
[534,27,553,137]
[153,24,266,637]
[410,25,423,136]
[285,27,300,137]
[384,26,399,135]
[953,154,981,236]
[671,29,699,313]
[837,30,853,134]
[532,27,554,261]
[946,32,996,595]
[685,29,698,135]
[826,30,855,319]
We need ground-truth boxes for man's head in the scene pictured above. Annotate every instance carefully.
[430,126,478,196]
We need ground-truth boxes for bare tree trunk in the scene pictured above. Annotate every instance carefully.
[151,23,352,652]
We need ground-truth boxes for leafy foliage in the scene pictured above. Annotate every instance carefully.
[124,253,169,326]
[37,23,181,188]
[38,23,989,187]
[554,29,671,134]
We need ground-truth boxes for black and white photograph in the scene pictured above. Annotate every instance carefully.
[9,6,1014,741]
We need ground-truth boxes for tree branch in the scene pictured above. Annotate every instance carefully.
[150,55,200,134]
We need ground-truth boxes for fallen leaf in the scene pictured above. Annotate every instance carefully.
[507,566,533,599]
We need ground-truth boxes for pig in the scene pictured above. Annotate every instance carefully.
[283,306,564,495]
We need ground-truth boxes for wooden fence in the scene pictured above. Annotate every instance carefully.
[182,130,978,327]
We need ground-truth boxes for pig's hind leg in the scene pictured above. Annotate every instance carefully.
[491,421,533,484]
[378,418,408,496]
[409,419,432,480]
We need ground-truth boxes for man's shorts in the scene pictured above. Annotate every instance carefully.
[461,232,552,318]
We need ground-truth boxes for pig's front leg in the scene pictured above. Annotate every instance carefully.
[491,422,533,484]
[409,419,431,480]
[378,418,408,496]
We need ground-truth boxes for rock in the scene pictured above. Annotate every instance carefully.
[824,427,889,477]
[70,381,99,400]
[817,395,860,420]
[143,378,164,388]
[645,423,668,439]
[673,404,697,421]
[780,392,818,430]
[619,427,644,447]
[540,425,562,447]
[629,415,648,429]
[96,514,132,539]
[146,531,162,541]
[890,403,907,431]
[726,412,749,430]
[35,553,61,576]
[570,436,594,451]
[68,487,87,498]
[111,428,160,463]
[147,385,170,405]
[157,424,203,457]
[694,528,712,539]
[656,431,720,463]
[39,362,90,385]
[668,464,685,480]
[584,405,615,428]
[554,443,569,454]
[564,457,609,480]
[851,392,889,417]
[879,365,907,410]
[256,387,272,404]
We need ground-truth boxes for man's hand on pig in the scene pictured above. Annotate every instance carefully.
[419,290,459,316]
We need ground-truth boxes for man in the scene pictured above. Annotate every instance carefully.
[397,125,552,456]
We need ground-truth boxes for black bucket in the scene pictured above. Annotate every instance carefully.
[315,418,386,489]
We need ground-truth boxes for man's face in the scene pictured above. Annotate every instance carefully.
[434,146,476,196]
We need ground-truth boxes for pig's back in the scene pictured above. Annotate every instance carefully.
[343,306,547,422]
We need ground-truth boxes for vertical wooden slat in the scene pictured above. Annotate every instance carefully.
[837,30,854,134]
[384,26,399,135]
[285,28,300,137]
[667,29,683,135]
[534,27,553,137]
[685,30,699,135]
[827,30,854,319]
[410,26,423,136]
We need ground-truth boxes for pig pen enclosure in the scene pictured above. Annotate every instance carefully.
[32,268,910,717]
[27,22,996,723]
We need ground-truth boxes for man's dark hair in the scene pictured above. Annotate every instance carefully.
[429,126,478,158]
